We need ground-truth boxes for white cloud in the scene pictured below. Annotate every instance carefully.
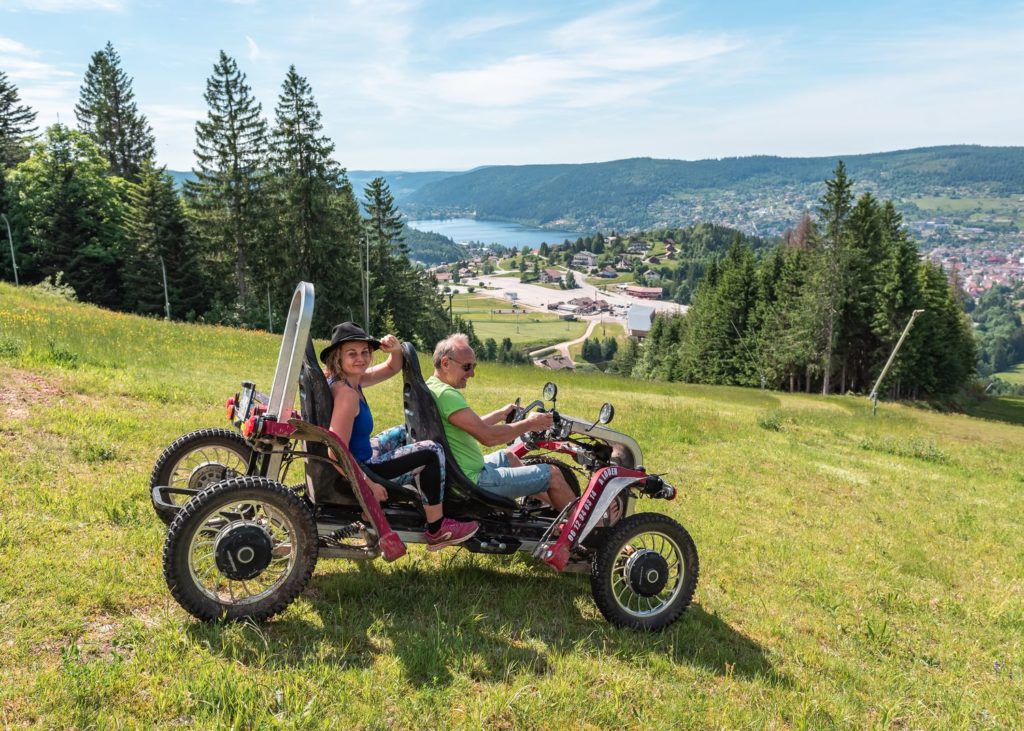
[0,38,78,125]
[245,35,261,61]
[441,12,535,42]
[145,103,206,170]
[0,37,35,54]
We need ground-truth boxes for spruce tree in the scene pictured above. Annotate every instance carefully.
[0,70,37,172]
[75,42,155,182]
[813,161,854,393]
[0,70,37,282]
[840,192,885,392]
[870,202,921,389]
[267,65,360,333]
[124,162,206,318]
[187,51,268,320]
[361,175,447,345]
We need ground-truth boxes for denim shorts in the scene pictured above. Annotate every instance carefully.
[476,449,551,498]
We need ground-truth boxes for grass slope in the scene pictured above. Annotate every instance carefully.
[450,292,589,349]
[1,283,1022,728]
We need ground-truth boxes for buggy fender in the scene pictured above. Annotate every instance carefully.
[543,468,644,571]
[287,419,406,561]
[574,476,641,546]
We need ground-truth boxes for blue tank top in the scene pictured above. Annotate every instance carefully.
[328,375,374,462]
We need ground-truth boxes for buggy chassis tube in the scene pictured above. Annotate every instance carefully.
[286,419,406,562]
[541,465,648,571]
[264,282,314,480]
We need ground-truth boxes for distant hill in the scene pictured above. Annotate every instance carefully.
[167,169,458,204]
[344,170,460,203]
[402,146,1024,235]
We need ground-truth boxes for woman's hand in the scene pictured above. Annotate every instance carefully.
[378,334,400,354]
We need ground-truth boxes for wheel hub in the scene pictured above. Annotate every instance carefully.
[625,549,669,597]
[188,462,234,490]
[214,522,273,580]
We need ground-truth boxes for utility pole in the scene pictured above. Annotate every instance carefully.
[267,284,273,333]
[1,213,17,286]
[158,256,171,320]
[363,234,371,332]
[870,309,925,415]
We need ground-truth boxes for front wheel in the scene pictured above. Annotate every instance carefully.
[162,476,318,622]
[590,512,698,631]
[149,428,254,524]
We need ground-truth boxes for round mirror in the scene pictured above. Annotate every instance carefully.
[542,382,558,401]
[598,402,615,424]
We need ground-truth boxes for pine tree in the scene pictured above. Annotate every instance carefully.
[0,70,37,172]
[901,262,976,397]
[0,70,37,282]
[360,174,448,346]
[267,66,361,333]
[75,42,155,182]
[840,192,885,392]
[870,201,921,390]
[123,162,206,318]
[813,161,854,394]
[187,51,268,320]
[11,124,128,306]
[679,238,758,384]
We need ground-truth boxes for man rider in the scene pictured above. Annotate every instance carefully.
[426,333,575,511]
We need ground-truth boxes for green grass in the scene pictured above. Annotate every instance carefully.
[993,362,1024,385]
[450,292,589,349]
[910,195,1024,227]
[585,272,634,286]
[2,281,1023,728]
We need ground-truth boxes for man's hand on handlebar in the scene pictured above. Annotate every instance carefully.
[523,411,554,432]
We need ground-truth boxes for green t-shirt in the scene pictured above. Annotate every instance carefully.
[426,375,485,482]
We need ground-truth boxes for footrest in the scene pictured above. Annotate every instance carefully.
[151,485,199,516]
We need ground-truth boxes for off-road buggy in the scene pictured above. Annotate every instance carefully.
[152,283,698,630]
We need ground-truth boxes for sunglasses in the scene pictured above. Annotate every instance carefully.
[448,356,477,373]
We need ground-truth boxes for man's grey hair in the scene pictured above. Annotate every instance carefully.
[433,333,472,369]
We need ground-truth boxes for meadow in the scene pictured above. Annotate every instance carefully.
[1,282,1022,728]
[449,292,589,349]
[993,362,1024,385]
[910,195,1024,229]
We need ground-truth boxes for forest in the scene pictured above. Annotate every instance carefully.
[0,45,450,347]
[617,164,979,398]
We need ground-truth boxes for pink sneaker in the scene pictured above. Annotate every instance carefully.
[424,518,479,551]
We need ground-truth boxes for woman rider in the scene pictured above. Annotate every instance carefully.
[321,322,478,550]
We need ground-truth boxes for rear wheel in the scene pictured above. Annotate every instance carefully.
[150,428,254,524]
[591,512,698,631]
[162,476,318,622]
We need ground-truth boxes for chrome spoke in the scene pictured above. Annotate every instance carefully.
[609,529,686,618]
[187,494,300,607]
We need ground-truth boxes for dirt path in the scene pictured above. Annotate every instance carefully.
[528,317,612,365]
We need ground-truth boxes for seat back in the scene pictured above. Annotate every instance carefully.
[298,337,358,505]
[401,342,516,514]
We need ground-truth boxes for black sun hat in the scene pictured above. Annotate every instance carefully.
[319,322,382,363]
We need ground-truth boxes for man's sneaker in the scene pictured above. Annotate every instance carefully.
[424,518,479,551]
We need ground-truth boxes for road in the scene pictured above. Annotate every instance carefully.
[527,316,617,363]
[471,268,689,316]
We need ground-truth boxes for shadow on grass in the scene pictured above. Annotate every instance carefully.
[187,558,784,688]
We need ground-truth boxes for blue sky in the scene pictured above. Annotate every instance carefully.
[1,0,1021,171]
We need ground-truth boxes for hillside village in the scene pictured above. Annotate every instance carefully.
[927,244,1024,297]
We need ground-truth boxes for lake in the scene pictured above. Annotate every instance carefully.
[406,217,589,249]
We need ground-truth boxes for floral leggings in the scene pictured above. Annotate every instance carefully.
[363,425,445,505]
